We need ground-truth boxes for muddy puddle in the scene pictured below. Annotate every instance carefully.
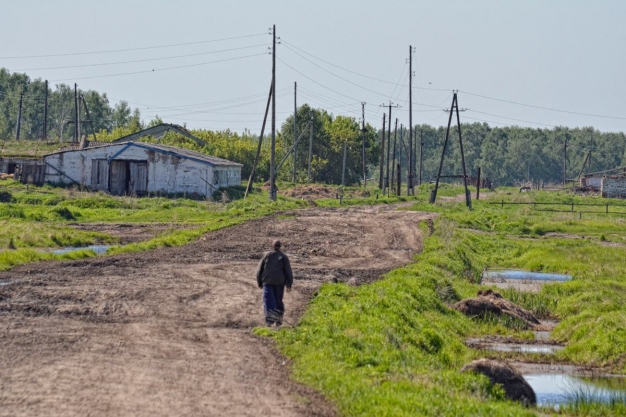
[524,374,626,407]
[482,269,572,292]
[467,339,563,354]
[50,245,111,255]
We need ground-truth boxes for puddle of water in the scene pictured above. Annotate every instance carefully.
[483,270,572,282]
[467,339,563,354]
[50,245,111,256]
[524,374,626,408]
[488,343,562,354]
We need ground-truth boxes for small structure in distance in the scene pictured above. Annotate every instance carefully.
[43,141,241,197]
[580,166,626,198]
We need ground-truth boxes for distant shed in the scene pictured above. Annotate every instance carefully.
[43,142,242,197]
[0,156,44,185]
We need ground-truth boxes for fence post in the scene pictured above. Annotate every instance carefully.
[571,202,574,212]
[606,204,609,214]
[501,200,504,208]
[579,212,582,219]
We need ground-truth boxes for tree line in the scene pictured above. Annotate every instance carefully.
[2,68,625,187]
[0,68,143,141]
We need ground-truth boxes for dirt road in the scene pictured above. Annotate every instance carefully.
[0,205,433,417]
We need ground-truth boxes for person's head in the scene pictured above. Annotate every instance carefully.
[271,239,282,251]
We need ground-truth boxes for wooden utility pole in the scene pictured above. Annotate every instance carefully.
[396,163,401,196]
[15,91,24,140]
[293,81,297,183]
[74,83,79,142]
[379,113,386,190]
[380,102,399,195]
[307,116,313,183]
[341,141,347,186]
[361,102,366,188]
[408,45,415,195]
[269,24,277,201]
[81,95,98,141]
[245,81,273,198]
[455,95,471,208]
[43,80,48,140]
[391,118,398,195]
[430,92,471,209]
[398,124,403,195]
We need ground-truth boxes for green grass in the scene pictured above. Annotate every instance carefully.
[0,180,309,270]
[262,188,626,416]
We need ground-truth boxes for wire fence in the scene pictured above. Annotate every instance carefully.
[489,200,626,217]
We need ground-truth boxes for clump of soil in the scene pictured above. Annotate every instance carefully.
[461,359,536,406]
[454,289,540,329]
[282,185,337,199]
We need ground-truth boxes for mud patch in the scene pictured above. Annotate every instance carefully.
[69,223,196,245]
[461,359,536,405]
[455,289,541,329]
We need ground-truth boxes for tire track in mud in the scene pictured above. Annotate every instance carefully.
[0,204,435,417]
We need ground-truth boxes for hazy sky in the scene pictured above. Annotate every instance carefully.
[2,0,625,134]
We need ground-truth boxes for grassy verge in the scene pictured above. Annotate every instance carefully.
[0,181,309,270]
[262,190,626,416]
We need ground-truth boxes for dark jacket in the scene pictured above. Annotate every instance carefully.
[256,249,293,288]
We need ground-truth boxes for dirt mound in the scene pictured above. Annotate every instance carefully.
[461,359,536,406]
[454,289,540,329]
[282,185,337,199]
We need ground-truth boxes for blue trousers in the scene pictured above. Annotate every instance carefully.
[263,285,285,325]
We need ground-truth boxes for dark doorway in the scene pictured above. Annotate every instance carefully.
[7,163,17,174]
[109,160,148,196]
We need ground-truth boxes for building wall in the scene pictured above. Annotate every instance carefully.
[601,177,626,198]
[581,176,602,189]
[44,144,241,196]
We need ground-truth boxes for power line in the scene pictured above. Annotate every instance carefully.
[467,109,555,127]
[282,40,449,92]
[460,90,626,121]
[0,32,269,59]
[49,52,267,81]
[278,56,443,110]
[11,43,271,71]
[108,87,292,111]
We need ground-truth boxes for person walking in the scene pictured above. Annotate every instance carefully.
[256,240,293,327]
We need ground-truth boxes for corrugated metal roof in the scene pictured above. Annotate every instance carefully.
[44,141,242,167]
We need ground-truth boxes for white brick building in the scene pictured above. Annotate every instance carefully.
[43,142,242,197]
